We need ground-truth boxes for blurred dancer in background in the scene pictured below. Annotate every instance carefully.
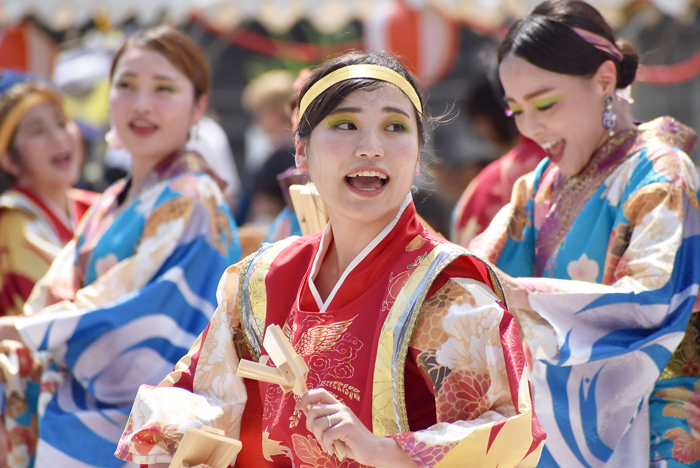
[241,70,296,226]
[451,78,545,245]
[0,73,96,467]
[0,26,241,467]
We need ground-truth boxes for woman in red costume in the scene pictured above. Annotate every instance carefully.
[116,51,545,468]
[0,75,95,467]
[0,76,94,318]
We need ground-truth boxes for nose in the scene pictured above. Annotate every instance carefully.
[132,89,153,113]
[49,123,72,150]
[516,112,545,141]
[355,128,384,159]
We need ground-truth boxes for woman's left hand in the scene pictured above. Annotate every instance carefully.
[297,388,418,468]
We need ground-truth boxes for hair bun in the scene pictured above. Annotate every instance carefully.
[616,39,638,88]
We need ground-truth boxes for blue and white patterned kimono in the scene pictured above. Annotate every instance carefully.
[13,151,241,468]
[470,117,700,467]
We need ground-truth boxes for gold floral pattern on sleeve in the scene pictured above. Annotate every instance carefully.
[140,198,194,242]
[661,313,700,380]
[411,281,475,352]
[508,176,534,242]
[623,183,683,229]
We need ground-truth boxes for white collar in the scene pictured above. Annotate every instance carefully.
[308,193,412,312]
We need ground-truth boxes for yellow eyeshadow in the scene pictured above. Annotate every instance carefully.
[506,104,522,116]
[326,114,354,127]
[384,116,409,128]
[533,94,564,109]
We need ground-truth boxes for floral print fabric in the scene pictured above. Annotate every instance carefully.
[0,186,95,467]
[116,202,544,467]
[8,151,240,468]
[469,117,700,467]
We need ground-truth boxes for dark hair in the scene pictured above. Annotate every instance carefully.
[498,0,638,89]
[465,79,519,146]
[296,51,429,147]
[110,25,211,101]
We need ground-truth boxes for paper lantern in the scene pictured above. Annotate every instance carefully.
[364,1,459,87]
[0,21,57,77]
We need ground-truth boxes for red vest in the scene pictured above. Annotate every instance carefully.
[236,201,503,467]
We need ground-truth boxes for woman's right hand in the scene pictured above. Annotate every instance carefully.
[297,389,418,468]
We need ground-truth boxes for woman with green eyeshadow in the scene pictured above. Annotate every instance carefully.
[468,1,700,467]
[116,51,546,468]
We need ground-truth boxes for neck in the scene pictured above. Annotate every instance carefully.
[315,210,398,300]
[130,159,159,189]
[331,218,388,272]
[20,181,69,216]
[129,149,180,189]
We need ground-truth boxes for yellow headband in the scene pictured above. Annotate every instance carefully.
[0,91,63,154]
[298,64,422,118]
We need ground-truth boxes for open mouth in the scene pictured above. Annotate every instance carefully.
[51,152,73,169]
[540,139,565,163]
[129,120,158,136]
[346,170,389,192]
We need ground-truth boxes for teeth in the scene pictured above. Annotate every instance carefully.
[347,170,387,179]
[540,140,560,150]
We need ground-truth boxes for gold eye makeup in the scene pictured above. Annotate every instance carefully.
[383,115,409,132]
[533,94,564,110]
[326,114,355,129]
[505,104,523,117]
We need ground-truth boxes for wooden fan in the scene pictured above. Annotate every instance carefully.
[289,183,328,235]
[237,324,348,461]
[168,425,242,468]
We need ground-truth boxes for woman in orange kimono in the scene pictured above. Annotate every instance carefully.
[116,51,545,468]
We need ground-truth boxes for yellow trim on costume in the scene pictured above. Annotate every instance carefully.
[372,245,442,435]
[246,237,299,346]
[0,91,63,153]
[298,64,422,118]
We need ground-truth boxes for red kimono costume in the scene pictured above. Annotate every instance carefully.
[0,185,95,316]
[452,137,545,246]
[0,184,95,467]
[117,195,545,467]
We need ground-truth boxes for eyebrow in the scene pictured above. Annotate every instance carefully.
[115,72,177,82]
[330,106,411,119]
[505,87,556,103]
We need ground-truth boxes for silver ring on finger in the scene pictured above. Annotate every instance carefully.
[326,414,333,429]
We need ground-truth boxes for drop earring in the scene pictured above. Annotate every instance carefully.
[190,122,200,141]
[602,94,616,137]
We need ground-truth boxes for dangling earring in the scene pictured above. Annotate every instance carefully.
[602,94,617,137]
[190,122,200,141]
[105,127,123,149]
